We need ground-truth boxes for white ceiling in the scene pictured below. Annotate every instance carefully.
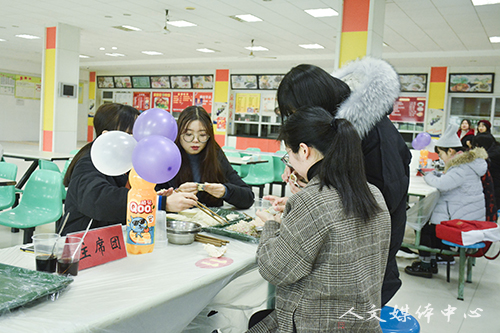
[0,0,499,74]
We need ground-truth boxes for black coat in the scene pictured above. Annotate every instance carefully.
[156,149,254,209]
[63,149,129,235]
[487,144,500,208]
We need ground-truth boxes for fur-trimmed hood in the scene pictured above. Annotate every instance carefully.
[332,57,400,138]
[445,147,488,173]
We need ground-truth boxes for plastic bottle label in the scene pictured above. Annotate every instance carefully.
[126,199,155,247]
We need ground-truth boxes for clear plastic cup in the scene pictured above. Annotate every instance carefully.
[32,233,60,273]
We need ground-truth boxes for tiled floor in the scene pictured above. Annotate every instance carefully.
[1,141,500,332]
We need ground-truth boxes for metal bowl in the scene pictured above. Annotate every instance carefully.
[166,220,202,245]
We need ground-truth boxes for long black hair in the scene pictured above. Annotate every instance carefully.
[278,106,381,221]
[277,64,351,120]
[63,103,140,186]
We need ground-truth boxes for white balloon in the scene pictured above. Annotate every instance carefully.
[90,131,137,176]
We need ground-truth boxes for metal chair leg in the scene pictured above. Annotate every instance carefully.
[23,227,35,244]
[458,248,466,300]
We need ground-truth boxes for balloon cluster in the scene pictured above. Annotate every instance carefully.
[412,132,432,150]
[91,108,181,184]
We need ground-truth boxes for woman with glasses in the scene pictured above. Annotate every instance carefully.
[156,106,254,209]
[248,106,391,332]
[264,59,411,307]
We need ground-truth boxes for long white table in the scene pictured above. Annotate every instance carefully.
[3,151,73,189]
[0,234,263,333]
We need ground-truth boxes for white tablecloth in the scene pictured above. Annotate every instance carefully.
[0,235,265,333]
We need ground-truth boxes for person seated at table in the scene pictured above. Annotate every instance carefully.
[457,118,475,148]
[62,103,196,235]
[248,106,391,332]
[476,119,492,135]
[405,124,487,278]
[156,106,254,209]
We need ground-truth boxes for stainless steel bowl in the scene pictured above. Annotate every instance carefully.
[166,220,202,245]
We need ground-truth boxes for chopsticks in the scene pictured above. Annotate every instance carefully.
[195,234,229,247]
[196,201,228,225]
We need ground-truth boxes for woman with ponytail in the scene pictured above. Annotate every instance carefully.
[248,106,391,333]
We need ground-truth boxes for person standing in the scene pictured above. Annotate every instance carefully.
[274,58,411,306]
[457,118,475,148]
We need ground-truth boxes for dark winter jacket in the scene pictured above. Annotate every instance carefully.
[486,143,500,208]
[63,148,129,235]
[334,57,412,306]
[156,149,254,209]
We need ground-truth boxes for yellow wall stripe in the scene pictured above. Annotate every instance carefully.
[214,81,229,103]
[339,31,368,67]
[43,48,56,131]
[428,82,446,109]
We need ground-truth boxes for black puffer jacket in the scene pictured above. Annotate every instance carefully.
[334,57,412,306]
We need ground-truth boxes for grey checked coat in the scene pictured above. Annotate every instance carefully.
[248,177,391,332]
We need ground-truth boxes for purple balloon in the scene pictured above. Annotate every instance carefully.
[416,132,431,147]
[133,108,178,142]
[412,137,427,150]
[132,135,181,184]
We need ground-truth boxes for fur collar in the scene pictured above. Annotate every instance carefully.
[445,147,488,172]
[332,57,400,138]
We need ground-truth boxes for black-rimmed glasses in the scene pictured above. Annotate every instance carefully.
[181,132,210,143]
[281,153,292,168]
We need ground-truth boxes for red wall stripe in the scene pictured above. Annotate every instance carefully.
[342,0,370,32]
[215,69,229,82]
[46,27,56,49]
[430,67,447,83]
[89,72,96,82]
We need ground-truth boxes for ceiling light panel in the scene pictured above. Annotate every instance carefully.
[304,8,339,18]
[141,51,163,55]
[245,46,268,51]
[15,34,41,39]
[234,14,263,22]
[0,39,6,42]
[105,53,125,57]
[79,55,90,58]
[167,20,197,27]
[472,0,500,5]
[490,36,500,43]
[299,44,324,49]
[197,48,216,53]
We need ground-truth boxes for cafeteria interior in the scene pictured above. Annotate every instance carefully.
[1,141,500,332]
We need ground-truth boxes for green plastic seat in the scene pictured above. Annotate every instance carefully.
[240,147,261,158]
[269,150,287,197]
[224,151,243,177]
[38,160,66,200]
[0,162,18,211]
[0,169,63,244]
[241,155,274,198]
[70,149,80,155]
[221,146,236,152]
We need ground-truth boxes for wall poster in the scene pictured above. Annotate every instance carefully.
[390,97,426,123]
[152,92,171,112]
[194,92,213,113]
[133,92,151,111]
[172,91,193,112]
[399,74,427,92]
[231,75,258,89]
[235,93,260,114]
[0,72,16,95]
[15,75,41,100]
[97,76,114,88]
[170,76,192,89]
[449,73,495,93]
[150,76,170,89]
[192,75,214,89]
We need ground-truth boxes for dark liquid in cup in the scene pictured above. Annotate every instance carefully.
[36,255,57,273]
[57,259,79,276]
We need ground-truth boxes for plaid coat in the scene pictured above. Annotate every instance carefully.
[248,178,391,332]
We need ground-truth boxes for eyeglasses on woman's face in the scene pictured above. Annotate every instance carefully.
[181,132,210,143]
[281,152,293,168]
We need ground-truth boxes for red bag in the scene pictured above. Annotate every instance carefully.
[435,219,500,246]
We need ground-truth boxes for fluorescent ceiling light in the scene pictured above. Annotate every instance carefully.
[99,47,105,50]
[489,36,500,43]
[197,48,216,53]
[234,14,262,22]
[299,44,324,49]
[142,51,163,55]
[167,20,197,27]
[121,25,141,31]
[245,45,268,51]
[472,0,500,5]
[0,38,6,42]
[304,8,339,17]
[111,47,118,50]
[105,53,125,57]
[79,55,90,58]
[15,34,40,39]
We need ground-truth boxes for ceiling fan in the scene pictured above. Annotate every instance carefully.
[246,39,276,59]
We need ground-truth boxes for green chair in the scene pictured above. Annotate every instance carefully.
[224,151,243,177]
[0,169,63,244]
[269,150,287,197]
[39,160,66,200]
[221,146,236,152]
[0,162,18,211]
[241,155,274,198]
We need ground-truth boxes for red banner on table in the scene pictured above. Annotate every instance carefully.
[194,92,213,113]
[152,92,171,112]
[69,224,127,270]
[172,91,193,112]
[390,97,426,123]
[133,92,151,111]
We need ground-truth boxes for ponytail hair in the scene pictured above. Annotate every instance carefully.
[278,106,380,221]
